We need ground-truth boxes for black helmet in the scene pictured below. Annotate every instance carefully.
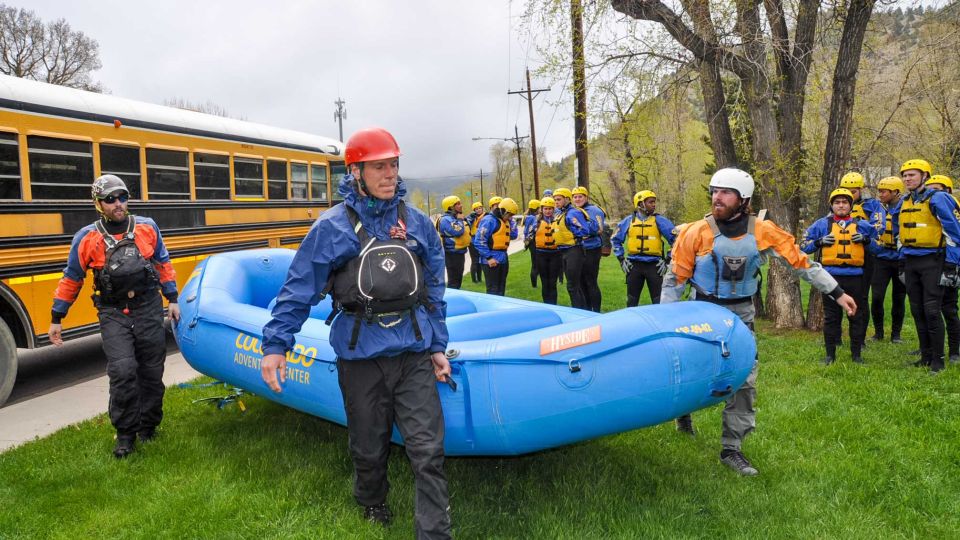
[91,174,128,201]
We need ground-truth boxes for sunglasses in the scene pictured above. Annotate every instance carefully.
[99,193,129,204]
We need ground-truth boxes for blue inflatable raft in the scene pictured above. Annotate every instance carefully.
[174,249,756,456]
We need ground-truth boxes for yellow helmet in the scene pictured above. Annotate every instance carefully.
[498,197,520,215]
[633,190,656,207]
[926,175,954,192]
[553,187,572,199]
[528,199,541,210]
[829,188,855,204]
[488,196,503,207]
[441,195,461,212]
[839,172,865,189]
[471,201,483,211]
[540,196,556,208]
[877,176,905,193]
[900,159,932,175]
[571,186,589,197]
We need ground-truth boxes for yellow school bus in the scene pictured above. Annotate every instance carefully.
[0,74,345,405]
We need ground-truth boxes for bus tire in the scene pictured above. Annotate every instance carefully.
[0,319,17,407]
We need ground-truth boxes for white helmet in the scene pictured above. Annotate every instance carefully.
[709,168,754,199]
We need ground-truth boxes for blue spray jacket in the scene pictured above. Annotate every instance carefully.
[801,214,877,276]
[580,203,607,250]
[871,199,901,261]
[522,213,538,242]
[437,211,469,254]
[262,175,448,360]
[611,212,677,262]
[473,212,518,264]
[893,188,960,265]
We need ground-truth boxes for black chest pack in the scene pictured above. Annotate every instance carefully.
[94,217,159,305]
[322,201,428,350]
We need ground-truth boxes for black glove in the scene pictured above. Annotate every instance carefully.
[898,260,906,285]
[618,256,632,274]
[656,258,669,276]
[940,264,960,288]
[851,233,866,244]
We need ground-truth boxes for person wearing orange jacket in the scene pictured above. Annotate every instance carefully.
[48,174,180,459]
[663,168,856,476]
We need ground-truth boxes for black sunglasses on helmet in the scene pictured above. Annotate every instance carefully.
[98,192,129,204]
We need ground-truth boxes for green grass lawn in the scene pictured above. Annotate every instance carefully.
[2,251,959,539]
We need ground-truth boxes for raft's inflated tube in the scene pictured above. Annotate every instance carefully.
[176,249,756,456]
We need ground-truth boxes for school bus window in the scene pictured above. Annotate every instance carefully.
[194,152,230,200]
[0,132,21,200]
[28,135,93,200]
[267,159,287,200]
[234,158,263,197]
[291,163,308,200]
[99,143,142,200]
[146,148,189,200]
[330,161,346,203]
[310,164,328,203]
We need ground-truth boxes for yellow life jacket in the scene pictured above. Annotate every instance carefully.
[625,213,664,257]
[491,217,510,251]
[553,206,590,247]
[900,194,944,249]
[535,218,557,250]
[821,220,865,267]
[850,201,868,221]
[469,211,485,236]
[878,211,896,249]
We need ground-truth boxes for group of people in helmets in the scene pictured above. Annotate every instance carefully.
[435,186,609,312]
[801,160,960,373]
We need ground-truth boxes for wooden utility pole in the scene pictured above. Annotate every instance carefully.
[514,125,526,201]
[571,0,589,189]
[508,68,550,197]
[333,97,347,142]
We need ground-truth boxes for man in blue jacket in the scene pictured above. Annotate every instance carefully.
[473,197,520,295]
[437,195,470,289]
[896,159,960,373]
[553,188,597,309]
[840,172,885,340]
[260,127,453,538]
[522,199,541,288]
[801,188,878,364]
[611,190,676,307]
[870,176,905,343]
[572,186,607,312]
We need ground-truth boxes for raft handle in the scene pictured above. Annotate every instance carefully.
[711,385,733,397]
[720,340,730,358]
[445,348,460,360]
[186,294,197,303]
[568,359,581,373]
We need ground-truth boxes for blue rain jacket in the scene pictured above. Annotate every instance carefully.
[262,175,448,360]
[580,203,606,250]
[871,199,901,261]
[893,188,960,265]
[611,212,677,262]
[437,211,469,254]
[522,213,538,242]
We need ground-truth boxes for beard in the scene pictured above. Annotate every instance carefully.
[711,201,740,221]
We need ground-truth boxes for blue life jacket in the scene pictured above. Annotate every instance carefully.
[690,215,763,300]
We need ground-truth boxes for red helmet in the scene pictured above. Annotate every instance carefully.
[344,127,401,166]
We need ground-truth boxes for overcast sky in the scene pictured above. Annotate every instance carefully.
[24,0,574,183]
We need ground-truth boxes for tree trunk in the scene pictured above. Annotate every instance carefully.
[806,288,824,331]
[818,0,877,216]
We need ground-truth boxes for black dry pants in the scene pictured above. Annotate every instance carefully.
[528,246,539,288]
[98,293,167,438]
[626,260,663,307]
[336,351,451,539]
[871,257,906,338]
[581,247,602,312]
[482,257,509,296]
[904,253,946,370]
[535,250,562,304]
[444,251,465,290]
[562,246,588,309]
[942,286,960,358]
[823,274,867,358]
[467,244,483,283]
